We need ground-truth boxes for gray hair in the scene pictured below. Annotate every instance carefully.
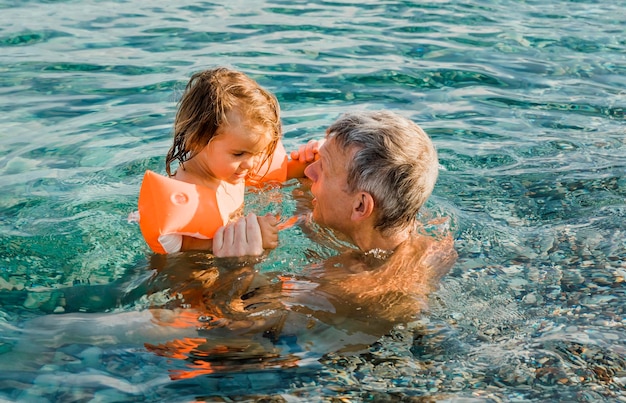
[327,110,439,235]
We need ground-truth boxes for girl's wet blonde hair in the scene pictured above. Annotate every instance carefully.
[165,67,281,177]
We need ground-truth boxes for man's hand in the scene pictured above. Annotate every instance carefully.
[212,213,264,257]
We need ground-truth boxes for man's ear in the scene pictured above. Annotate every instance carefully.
[351,192,374,222]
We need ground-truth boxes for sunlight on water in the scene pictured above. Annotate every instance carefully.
[1,0,625,401]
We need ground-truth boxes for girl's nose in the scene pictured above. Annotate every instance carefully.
[241,156,256,170]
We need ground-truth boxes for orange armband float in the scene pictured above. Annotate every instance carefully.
[138,170,224,254]
[138,141,290,254]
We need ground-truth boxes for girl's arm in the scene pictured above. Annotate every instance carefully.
[180,236,213,252]
[286,139,325,179]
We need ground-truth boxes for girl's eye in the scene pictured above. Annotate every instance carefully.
[232,152,245,157]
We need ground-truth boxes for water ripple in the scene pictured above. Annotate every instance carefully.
[1,0,625,401]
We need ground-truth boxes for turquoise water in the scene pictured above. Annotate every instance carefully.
[1,0,625,401]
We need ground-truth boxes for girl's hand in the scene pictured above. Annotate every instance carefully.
[257,213,279,250]
[287,138,326,179]
[290,138,325,163]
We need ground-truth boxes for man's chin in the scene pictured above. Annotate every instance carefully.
[310,209,323,225]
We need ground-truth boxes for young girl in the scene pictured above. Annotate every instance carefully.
[138,67,319,255]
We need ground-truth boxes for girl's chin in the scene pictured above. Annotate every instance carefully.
[226,175,246,184]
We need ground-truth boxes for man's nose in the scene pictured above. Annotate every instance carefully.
[304,160,318,181]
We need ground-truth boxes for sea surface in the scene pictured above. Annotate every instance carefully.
[1,0,625,402]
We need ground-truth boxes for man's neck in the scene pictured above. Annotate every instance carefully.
[351,226,412,254]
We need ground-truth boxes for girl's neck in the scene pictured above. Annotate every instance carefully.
[174,163,221,190]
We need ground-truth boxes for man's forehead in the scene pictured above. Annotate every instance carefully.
[320,137,338,162]
[321,137,341,155]
[320,137,355,171]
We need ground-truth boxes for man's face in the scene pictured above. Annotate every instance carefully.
[304,138,356,234]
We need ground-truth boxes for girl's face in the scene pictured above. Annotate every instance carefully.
[197,111,272,184]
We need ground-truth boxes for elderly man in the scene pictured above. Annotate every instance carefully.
[214,110,456,320]
[303,110,439,252]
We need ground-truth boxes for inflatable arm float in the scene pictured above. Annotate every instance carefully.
[138,141,290,254]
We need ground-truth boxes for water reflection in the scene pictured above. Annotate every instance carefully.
[2,222,456,384]
[143,224,456,379]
